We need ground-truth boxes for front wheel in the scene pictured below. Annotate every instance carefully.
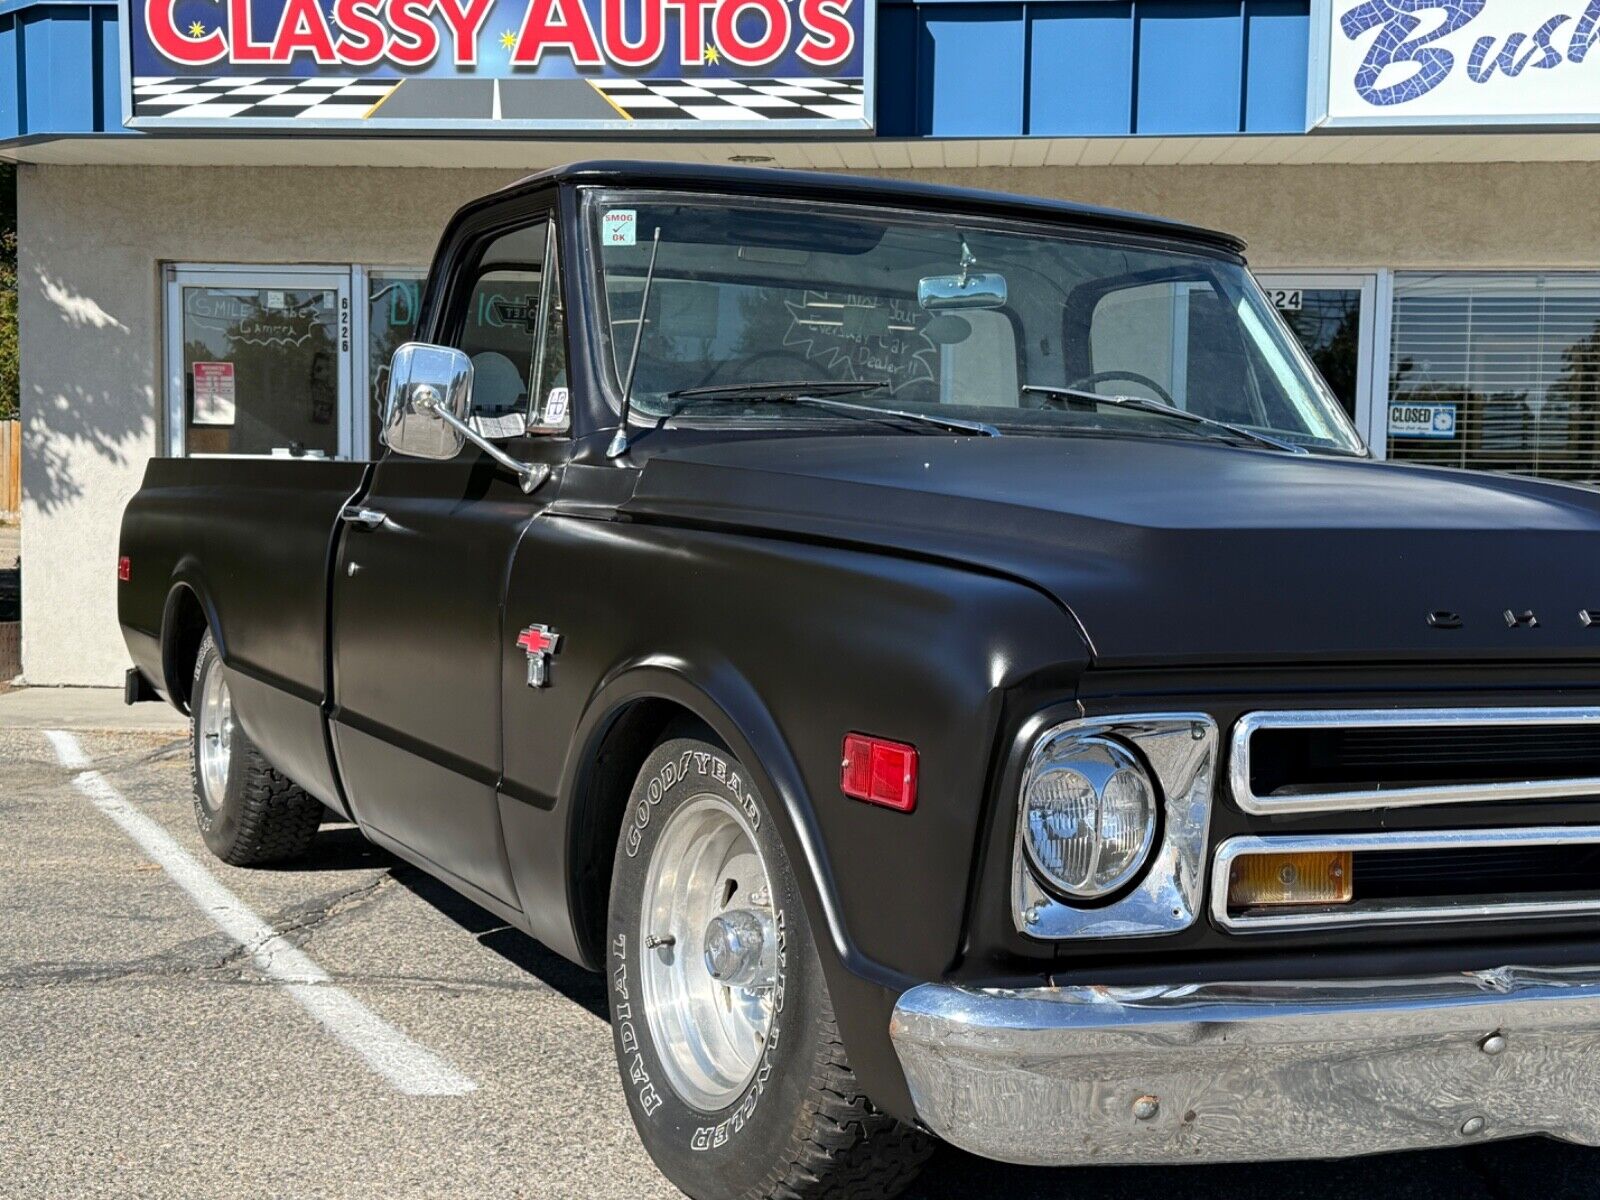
[607,737,932,1200]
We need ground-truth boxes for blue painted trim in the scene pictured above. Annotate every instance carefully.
[1245,0,1311,132]
[1136,2,1245,135]
[0,0,128,137]
[879,0,1310,136]
[0,0,114,15]
[1027,4,1136,135]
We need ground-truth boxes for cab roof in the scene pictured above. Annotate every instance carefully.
[485,159,1247,255]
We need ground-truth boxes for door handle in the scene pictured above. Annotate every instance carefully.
[340,505,387,529]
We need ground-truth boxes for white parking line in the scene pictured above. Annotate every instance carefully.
[43,729,478,1097]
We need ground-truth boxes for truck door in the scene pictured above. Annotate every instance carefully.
[328,209,568,907]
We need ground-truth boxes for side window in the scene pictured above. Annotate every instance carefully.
[1182,285,1262,424]
[1089,278,1284,425]
[1088,281,1183,403]
[456,220,548,428]
[528,226,569,431]
[1088,278,1316,430]
[939,309,1020,407]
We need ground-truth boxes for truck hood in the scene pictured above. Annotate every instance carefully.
[621,434,1600,668]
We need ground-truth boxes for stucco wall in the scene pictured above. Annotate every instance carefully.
[17,164,521,686]
[18,159,1600,685]
[920,161,1600,271]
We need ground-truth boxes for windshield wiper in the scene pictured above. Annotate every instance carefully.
[669,380,888,402]
[660,382,1001,437]
[1021,384,1308,455]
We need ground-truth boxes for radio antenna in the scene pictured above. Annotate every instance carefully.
[607,226,662,459]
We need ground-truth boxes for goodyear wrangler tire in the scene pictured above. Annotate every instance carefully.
[190,631,322,866]
[607,737,932,1200]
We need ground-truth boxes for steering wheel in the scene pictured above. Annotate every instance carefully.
[699,350,822,389]
[1061,370,1176,408]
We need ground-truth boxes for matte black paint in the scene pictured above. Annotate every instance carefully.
[118,456,367,811]
[118,163,1600,1129]
[329,454,542,904]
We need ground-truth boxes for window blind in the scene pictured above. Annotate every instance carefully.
[1389,273,1600,482]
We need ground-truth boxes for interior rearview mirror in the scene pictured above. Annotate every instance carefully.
[382,343,473,460]
[918,272,1008,311]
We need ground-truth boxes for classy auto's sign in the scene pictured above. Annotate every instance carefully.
[121,0,869,130]
[1313,0,1600,126]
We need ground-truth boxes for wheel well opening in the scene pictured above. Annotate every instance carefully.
[162,588,208,713]
[569,698,715,969]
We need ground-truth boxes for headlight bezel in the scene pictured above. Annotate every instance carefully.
[1012,713,1219,941]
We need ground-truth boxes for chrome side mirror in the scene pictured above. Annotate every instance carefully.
[380,342,550,493]
[382,343,472,460]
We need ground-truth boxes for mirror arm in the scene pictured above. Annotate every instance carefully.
[419,394,550,494]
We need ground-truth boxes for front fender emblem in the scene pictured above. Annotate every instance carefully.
[516,624,560,688]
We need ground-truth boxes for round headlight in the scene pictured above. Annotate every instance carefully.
[1021,734,1157,899]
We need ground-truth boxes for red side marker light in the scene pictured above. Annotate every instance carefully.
[117,556,131,582]
[841,733,918,813]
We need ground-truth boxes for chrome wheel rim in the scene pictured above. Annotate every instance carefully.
[196,660,234,813]
[639,794,777,1113]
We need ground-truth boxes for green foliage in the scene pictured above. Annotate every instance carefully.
[0,164,15,421]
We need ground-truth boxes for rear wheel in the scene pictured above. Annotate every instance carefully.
[190,631,322,865]
[607,737,932,1200]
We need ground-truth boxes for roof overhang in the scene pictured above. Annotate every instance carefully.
[10,130,1600,169]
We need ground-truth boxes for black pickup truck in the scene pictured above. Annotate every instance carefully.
[120,161,1600,1200]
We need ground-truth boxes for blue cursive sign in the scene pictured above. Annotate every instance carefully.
[1341,0,1600,105]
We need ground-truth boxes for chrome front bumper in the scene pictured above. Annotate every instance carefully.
[889,966,1600,1166]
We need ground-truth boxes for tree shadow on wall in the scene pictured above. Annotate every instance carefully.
[21,237,157,516]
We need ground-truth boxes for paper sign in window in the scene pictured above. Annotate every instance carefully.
[192,362,237,426]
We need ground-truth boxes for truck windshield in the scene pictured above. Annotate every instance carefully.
[584,190,1365,455]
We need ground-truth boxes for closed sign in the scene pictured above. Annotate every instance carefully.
[1389,402,1457,439]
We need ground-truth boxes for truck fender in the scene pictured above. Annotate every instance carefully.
[567,654,911,985]
[159,559,223,711]
[554,655,922,1119]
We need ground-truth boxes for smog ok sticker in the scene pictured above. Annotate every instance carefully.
[602,210,637,247]
[543,387,570,426]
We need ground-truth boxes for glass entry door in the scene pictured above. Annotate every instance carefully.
[165,267,353,458]
[1255,273,1378,446]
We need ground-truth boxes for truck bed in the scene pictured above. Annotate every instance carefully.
[119,456,369,809]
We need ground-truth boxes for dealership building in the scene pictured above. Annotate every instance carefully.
[2,0,1599,685]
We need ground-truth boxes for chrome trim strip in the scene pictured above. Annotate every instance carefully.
[1230,706,1600,815]
[1013,713,1217,941]
[1213,826,1600,932]
[890,964,1600,1166]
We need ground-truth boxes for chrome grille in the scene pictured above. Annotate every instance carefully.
[1229,707,1600,815]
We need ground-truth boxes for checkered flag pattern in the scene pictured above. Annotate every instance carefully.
[591,77,864,122]
[132,77,399,121]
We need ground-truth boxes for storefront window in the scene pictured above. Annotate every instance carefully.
[367,270,425,446]
[1271,289,1363,421]
[1389,274,1600,481]
[172,272,350,454]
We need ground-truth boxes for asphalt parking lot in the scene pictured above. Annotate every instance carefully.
[5,723,1600,1199]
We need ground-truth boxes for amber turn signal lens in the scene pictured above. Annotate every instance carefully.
[1227,850,1353,909]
